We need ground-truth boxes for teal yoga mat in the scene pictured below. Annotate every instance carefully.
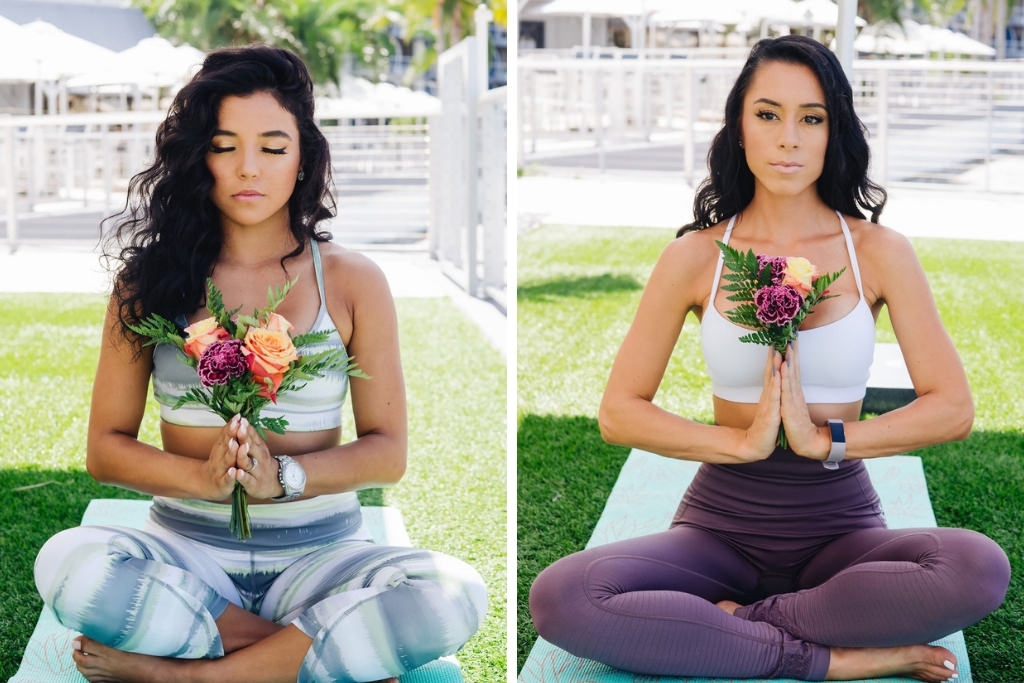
[519,451,973,683]
[14,500,463,683]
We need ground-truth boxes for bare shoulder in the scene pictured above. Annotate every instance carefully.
[316,241,390,298]
[661,223,728,273]
[845,215,918,268]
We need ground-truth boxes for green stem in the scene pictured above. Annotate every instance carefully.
[229,482,251,540]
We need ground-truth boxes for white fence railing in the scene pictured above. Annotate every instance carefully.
[519,55,1024,193]
[0,111,434,251]
[430,6,507,309]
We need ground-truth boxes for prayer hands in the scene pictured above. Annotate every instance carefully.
[199,414,247,501]
[778,342,829,460]
[232,416,285,500]
[741,351,783,461]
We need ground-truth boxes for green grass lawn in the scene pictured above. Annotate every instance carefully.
[518,225,1024,681]
[0,294,506,682]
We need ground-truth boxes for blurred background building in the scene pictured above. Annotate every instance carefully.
[1,0,508,307]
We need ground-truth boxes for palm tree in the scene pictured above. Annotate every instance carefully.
[858,0,907,25]
[133,0,400,87]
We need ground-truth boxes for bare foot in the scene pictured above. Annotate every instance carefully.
[828,645,959,682]
[715,599,743,616]
[71,636,196,682]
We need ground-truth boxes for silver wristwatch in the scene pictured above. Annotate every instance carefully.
[271,455,306,501]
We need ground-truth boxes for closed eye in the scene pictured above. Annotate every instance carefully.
[210,145,234,153]
[262,148,287,155]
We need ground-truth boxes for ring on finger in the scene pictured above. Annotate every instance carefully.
[248,456,258,472]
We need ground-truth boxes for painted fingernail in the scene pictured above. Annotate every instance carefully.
[943,660,955,670]
[229,438,237,449]
[72,640,82,651]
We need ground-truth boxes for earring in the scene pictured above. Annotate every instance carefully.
[297,170,305,181]
[738,140,744,148]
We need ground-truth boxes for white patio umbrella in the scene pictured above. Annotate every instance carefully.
[855,20,994,58]
[765,0,866,29]
[19,21,119,79]
[117,36,206,87]
[0,16,60,81]
[521,0,649,54]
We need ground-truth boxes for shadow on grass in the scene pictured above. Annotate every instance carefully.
[515,424,1024,680]
[518,274,642,302]
[0,469,149,681]
[357,488,385,506]
[516,413,630,671]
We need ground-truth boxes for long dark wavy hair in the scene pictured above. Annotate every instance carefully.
[103,45,335,340]
[678,35,886,237]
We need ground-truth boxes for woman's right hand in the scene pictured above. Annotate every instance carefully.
[739,351,783,462]
[198,414,244,501]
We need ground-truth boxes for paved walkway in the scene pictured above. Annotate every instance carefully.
[519,171,1024,242]
[0,242,506,358]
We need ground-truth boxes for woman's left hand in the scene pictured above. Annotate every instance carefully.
[232,417,284,499]
[779,341,828,460]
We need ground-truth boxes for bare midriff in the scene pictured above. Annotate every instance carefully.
[713,398,863,432]
[160,421,341,504]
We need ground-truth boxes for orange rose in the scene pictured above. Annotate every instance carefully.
[781,257,817,296]
[183,317,230,361]
[243,326,297,401]
[263,312,294,334]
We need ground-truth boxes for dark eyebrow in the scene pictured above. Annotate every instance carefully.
[754,98,827,110]
[212,129,294,140]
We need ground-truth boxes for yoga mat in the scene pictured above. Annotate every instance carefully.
[519,451,973,683]
[13,500,463,683]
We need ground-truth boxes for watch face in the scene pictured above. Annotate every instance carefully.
[283,462,306,490]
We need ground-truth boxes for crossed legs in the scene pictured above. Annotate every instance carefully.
[530,524,1009,681]
[35,524,488,682]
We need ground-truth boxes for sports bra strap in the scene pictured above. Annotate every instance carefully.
[709,214,738,299]
[311,240,327,308]
[835,212,864,300]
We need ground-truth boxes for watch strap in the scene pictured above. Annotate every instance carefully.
[271,454,303,501]
[823,419,846,470]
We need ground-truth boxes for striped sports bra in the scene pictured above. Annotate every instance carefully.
[700,212,875,404]
[152,240,349,431]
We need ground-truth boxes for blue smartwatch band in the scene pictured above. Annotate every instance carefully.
[824,419,846,470]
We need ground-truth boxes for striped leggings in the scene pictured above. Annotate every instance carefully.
[34,501,487,682]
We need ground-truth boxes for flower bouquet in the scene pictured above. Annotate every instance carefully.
[715,240,845,448]
[129,279,367,540]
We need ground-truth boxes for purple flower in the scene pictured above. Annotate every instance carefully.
[197,339,247,387]
[754,285,803,326]
[756,255,788,285]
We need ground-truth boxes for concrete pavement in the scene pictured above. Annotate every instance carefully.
[518,170,1024,242]
[0,242,506,358]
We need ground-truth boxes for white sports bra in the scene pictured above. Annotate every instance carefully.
[700,212,875,404]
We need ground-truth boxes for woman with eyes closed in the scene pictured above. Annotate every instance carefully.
[32,46,486,683]
[529,35,1008,682]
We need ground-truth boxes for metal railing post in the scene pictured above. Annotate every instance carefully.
[3,120,18,253]
[876,68,889,186]
[684,65,695,185]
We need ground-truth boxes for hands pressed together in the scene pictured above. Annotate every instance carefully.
[201,415,284,502]
[742,342,830,463]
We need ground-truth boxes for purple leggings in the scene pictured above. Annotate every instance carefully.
[530,451,1010,680]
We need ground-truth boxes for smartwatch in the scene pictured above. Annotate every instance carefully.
[823,419,846,470]
[271,455,306,501]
